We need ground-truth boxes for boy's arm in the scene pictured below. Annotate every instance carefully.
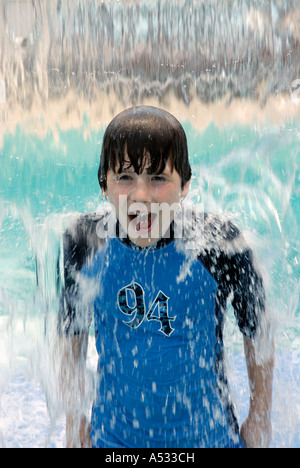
[59,333,91,448]
[241,336,275,448]
[57,215,97,448]
[216,220,274,448]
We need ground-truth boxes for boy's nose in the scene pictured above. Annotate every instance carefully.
[131,179,152,203]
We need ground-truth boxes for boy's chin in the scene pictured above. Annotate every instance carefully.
[128,236,160,248]
[118,216,173,247]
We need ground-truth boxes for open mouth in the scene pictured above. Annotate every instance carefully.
[128,211,157,234]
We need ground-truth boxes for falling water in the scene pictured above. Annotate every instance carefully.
[0,0,299,447]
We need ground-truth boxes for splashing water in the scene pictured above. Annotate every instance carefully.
[0,0,300,448]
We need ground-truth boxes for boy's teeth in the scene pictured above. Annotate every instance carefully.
[129,212,149,219]
[129,212,152,232]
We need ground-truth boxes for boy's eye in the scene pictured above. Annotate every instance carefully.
[151,176,167,183]
[115,174,134,182]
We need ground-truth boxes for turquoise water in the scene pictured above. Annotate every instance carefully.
[1,119,299,319]
[0,116,299,447]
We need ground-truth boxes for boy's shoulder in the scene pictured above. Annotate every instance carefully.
[65,205,111,240]
[202,212,245,253]
[179,206,248,257]
[63,206,112,270]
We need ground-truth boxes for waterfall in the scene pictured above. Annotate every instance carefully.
[0,0,299,448]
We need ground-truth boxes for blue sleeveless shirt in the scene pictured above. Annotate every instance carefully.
[82,235,241,448]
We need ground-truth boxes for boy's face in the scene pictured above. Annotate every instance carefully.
[104,153,190,247]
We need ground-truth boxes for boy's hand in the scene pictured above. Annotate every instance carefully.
[242,336,274,448]
[240,413,272,448]
[79,415,92,448]
[66,414,92,448]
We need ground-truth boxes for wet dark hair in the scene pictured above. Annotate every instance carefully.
[98,106,192,191]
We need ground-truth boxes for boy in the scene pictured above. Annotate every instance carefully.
[58,106,274,448]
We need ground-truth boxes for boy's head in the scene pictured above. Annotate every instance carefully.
[98,106,192,246]
[98,106,191,191]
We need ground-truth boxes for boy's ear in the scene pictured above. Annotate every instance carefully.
[181,179,191,199]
